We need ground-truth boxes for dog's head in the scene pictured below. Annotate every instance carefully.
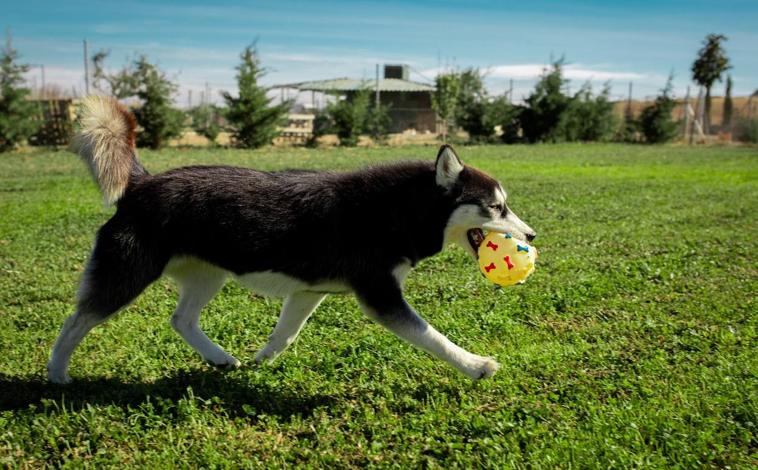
[438,145,536,260]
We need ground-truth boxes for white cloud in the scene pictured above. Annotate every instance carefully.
[492,64,646,81]
[423,63,647,82]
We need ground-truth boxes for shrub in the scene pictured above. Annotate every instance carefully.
[327,90,370,147]
[734,117,758,143]
[556,83,616,142]
[305,108,333,148]
[223,45,290,149]
[432,73,460,141]
[615,100,639,143]
[455,69,495,141]
[0,35,39,152]
[487,96,522,144]
[365,103,391,145]
[639,75,679,144]
[189,104,222,144]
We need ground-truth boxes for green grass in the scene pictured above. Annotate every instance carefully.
[0,144,756,468]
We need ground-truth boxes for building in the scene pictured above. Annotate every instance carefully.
[281,65,436,133]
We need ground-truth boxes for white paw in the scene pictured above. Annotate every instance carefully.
[462,356,500,380]
[254,348,277,364]
[47,365,72,384]
[207,356,241,370]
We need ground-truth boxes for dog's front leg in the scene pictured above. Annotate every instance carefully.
[355,278,499,380]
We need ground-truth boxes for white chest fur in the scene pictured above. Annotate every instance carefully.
[235,271,351,297]
[166,256,412,298]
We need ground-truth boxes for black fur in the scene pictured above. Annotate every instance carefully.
[78,154,500,319]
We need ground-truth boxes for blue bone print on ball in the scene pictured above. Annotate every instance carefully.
[517,245,529,252]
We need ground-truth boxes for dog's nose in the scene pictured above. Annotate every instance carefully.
[526,232,536,243]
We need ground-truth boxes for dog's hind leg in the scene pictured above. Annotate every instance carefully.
[255,291,326,364]
[47,310,105,384]
[48,226,165,384]
[167,259,240,369]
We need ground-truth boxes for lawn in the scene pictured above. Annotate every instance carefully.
[0,144,756,468]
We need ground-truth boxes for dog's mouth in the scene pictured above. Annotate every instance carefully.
[466,228,485,255]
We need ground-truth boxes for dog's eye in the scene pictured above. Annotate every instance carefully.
[489,204,504,212]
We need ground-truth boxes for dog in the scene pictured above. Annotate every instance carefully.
[47,96,536,384]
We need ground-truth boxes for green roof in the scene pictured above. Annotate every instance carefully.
[281,78,435,93]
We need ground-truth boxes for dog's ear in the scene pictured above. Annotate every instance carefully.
[435,145,463,189]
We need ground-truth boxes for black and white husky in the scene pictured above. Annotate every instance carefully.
[47,96,536,384]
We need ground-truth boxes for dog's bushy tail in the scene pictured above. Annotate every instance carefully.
[71,96,147,205]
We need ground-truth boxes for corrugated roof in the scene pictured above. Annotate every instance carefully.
[282,78,435,93]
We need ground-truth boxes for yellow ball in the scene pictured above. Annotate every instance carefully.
[478,232,536,286]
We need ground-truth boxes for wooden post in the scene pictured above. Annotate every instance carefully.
[692,87,704,144]
[683,86,690,143]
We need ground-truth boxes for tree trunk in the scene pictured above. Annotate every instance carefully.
[704,86,711,135]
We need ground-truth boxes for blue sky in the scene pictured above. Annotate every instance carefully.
[6,0,758,105]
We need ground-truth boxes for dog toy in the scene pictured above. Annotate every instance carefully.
[478,232,536,286]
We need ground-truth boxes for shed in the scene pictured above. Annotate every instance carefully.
[282,65,436,133]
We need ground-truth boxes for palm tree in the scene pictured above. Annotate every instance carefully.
[691,34,730,134]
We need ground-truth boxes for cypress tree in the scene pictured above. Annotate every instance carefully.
[723,75,733,128]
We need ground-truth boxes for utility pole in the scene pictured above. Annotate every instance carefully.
[626,82,633,116]
[83,39,90,95]
[30,64,45,98]
[375,63,380,108]
[188,89,192,108]
[508,79,514,103]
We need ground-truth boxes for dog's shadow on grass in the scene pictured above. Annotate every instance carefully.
[0,369,336,420]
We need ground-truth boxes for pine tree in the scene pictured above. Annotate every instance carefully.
[222,45,289,149]
[0,32,39,152]
[131,57,183,149]
[723,75,733,128]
